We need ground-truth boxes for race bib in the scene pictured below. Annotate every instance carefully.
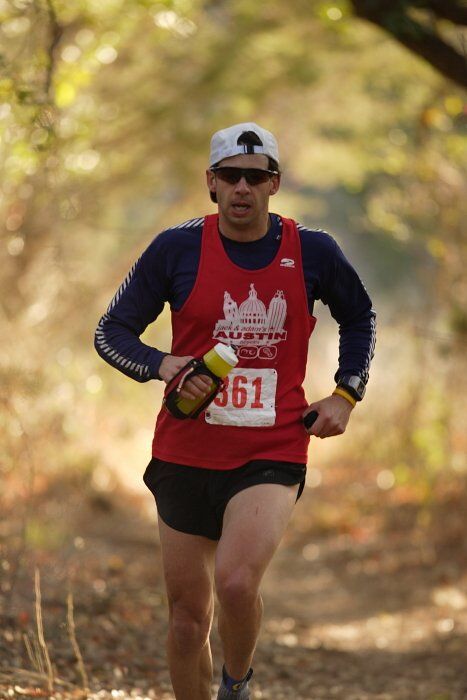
[205,368,277,427]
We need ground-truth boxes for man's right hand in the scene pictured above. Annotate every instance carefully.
[159,355,213,400]
[159,355,193,383]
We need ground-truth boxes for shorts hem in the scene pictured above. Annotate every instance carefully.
[157,511,220,542]
[226,474,306,506]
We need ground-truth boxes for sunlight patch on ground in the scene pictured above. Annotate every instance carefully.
[300,603,467,652]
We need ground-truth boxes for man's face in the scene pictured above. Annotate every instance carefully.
[206,153,280,230]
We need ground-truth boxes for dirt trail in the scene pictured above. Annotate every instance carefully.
[1,481,466,700]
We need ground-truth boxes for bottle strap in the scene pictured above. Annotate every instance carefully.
[163,358,225,420]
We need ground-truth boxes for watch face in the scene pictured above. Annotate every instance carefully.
[339,375,366,400]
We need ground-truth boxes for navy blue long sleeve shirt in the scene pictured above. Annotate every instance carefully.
[95,214,376,388]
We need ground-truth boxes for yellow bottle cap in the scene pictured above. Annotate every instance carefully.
[203,343,238,378]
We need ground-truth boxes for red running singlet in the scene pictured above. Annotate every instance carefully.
[152,214,316,469]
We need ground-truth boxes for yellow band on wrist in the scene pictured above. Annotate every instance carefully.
[332,387,357,407]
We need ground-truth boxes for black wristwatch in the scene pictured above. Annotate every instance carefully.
[336,375,366,402]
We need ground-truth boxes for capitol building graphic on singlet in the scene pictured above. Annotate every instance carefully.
[213,283,288,350]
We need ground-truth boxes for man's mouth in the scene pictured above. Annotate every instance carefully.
[231,203,251,213]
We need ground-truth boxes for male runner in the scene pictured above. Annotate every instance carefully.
[95,122,376,700]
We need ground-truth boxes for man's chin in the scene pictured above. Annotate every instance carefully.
[225,208,256,226]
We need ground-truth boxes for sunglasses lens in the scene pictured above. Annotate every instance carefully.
[214,168,273,185]
[247,170,271,185]
[216,168,242,184]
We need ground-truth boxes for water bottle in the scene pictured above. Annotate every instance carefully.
[164,343,238,419]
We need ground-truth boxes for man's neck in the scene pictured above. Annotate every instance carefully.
[218,212,271,242]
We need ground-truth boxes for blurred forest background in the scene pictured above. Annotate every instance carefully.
[1,1,466,698]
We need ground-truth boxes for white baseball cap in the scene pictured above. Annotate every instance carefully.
[209,122,279,167]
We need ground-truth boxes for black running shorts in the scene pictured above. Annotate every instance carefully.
[143,458,307,541]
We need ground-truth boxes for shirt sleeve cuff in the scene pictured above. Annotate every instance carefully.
[150,351,170,381]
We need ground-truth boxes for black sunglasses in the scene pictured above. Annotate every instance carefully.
[210,166,278,186]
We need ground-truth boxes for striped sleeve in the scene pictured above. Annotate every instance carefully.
[94,260,155,381]
[94,217,204,382]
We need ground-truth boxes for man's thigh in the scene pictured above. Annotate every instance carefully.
[158,517,217,611]
[215,483,300,587]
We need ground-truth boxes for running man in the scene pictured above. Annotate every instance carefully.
[95,122,376,699]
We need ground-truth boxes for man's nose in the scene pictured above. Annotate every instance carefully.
[234,176,250,193]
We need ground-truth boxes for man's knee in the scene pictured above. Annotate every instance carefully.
[169,602,212,654]
[215,566,259,612]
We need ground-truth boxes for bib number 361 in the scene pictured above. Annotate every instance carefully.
[205,368,277,427]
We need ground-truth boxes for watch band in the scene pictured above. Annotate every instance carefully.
[332,387,357,407]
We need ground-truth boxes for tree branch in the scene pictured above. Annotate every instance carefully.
[418,0,467,26]
[350,0,467,87]
[43,0,62,101]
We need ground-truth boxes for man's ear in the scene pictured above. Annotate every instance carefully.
[206,169,216,197]
[270,173,281,196]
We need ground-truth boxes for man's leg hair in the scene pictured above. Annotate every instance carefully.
[158,517,217,700]
[215,483,300,697]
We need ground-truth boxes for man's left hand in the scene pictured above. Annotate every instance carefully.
[303,394,354,438]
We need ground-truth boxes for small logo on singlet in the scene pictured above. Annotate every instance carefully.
[280,258,295,268]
